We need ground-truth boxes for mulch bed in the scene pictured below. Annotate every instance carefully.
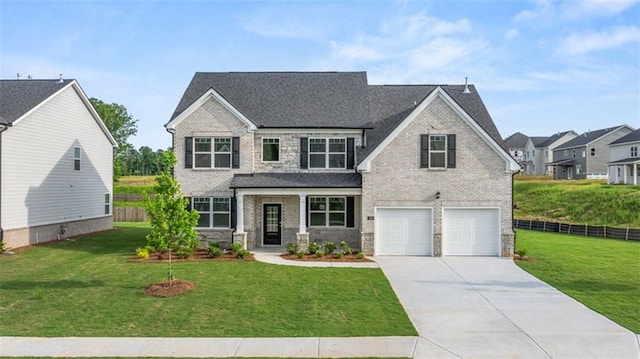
[280,253,373,262]
[145,279,196,297]
[132,248,255,262]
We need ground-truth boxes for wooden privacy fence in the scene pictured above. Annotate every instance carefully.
[113,207,148,222]
[513,219,640,241]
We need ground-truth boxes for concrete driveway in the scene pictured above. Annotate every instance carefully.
[375,256,639,359]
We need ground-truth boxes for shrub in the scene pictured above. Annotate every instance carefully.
[235,249,250,259]
[0,241,6,254]
[356,252,365,259]
[339,241,352,255]
[515,248,527,257]
[144,245,156,253]
[287,242,299,255]
[316,250,325,258]
[207,242,223,258]
[308,241,320,255]
[324,241,336,254]
[135,247,149,260]
[334,252,344,259]
[296,251,305,259]
[231,242,243,255]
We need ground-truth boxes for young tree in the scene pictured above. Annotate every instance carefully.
[144,151,199,285]
[89,97,138,177]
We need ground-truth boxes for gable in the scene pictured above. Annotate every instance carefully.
[357,87,519,173]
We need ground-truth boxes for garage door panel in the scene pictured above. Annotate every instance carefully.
[443,209,499,256]
[376,208,432,256]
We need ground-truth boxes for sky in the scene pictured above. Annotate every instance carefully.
[1,0,639,151]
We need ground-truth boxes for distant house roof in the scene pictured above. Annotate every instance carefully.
[608,157,640,165]
[555,125,633,150]
[529,136,549,147]
[610,128,640,145]
[546,159,575,166]
[230,172,362,189]
[504,132,529,148]
[538,130,574,147]
[0,79,71,125]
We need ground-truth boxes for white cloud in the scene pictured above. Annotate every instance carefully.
[558,26,640,55]
[505,28,520,40]
[514,0,638,23]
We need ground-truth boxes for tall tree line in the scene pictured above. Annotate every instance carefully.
[90,97,168,177]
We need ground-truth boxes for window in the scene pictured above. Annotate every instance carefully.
[74,147,81,171]
[572,149,576,158]
[545,150,548,159]
[429,135,447,168]
[590,148,596,156]
[194,137,231,168]
[193,197,230,228]
[564,150,568,157]
[104,193,110,215]
[631,146,638,157]
[309,197,345,227]
[576,164,582,175]
[582,148,586,157]
[262,138,280,162]
[309,138,346,169]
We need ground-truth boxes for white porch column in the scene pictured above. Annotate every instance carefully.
[635,164,638,185]
[623,165,628,185]
[298,193,307,234]
[236,193,244,233]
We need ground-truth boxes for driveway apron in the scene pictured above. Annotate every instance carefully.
[375,256,639,359]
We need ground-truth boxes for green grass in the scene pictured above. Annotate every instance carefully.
[515,230,640,333]
[0,223,415,338]
[514,178,640,227]
[114,175,156,195]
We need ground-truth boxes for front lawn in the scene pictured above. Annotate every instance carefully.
[0,223,416,337]
[515,230,640,333]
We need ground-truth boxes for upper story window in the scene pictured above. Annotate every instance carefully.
[309,138,346,169]
[262,138,280,162]
[582,148,586,157]
[185,136,239,169]
[74,147,81,171]
[545,150,548,158]
[564,150,568,157]
[590,148,596,156]
[572,149,576,158]
[631,146,638,157]
[420,134,456,169]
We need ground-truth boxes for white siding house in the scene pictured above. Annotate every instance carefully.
[0,79,117,249]
[608,129,640,185]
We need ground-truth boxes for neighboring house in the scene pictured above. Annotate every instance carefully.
[503,132,528,166]
[0,79,117,249]
[608,129,640,185]
[166,72,520,257]
[522,131,577,176]
[548,125,635,180]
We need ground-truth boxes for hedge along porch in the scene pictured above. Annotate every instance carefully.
[230,172,362,252]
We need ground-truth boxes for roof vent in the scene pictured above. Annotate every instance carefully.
[463,77,471,94]
[28,75,32,80]
[16,73,20,80]
[57,73,64,83]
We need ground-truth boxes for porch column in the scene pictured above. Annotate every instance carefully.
[623,165,628,185]
[236,193,244,233]
[635,164,638,185]
[298,193,307,234]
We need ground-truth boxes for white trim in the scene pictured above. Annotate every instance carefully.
[236,188,361,197]
[308,196,347,228]
[11,80,118,147]
[374,206,434,256]
[256,128,362,135]
[261,137,281,163]
[309,137,347,169]
[357,87,520,173]
[193,196,232,230]
[165,88,257,131]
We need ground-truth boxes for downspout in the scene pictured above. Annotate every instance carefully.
[0,124,9,244]
[511,171,518,255]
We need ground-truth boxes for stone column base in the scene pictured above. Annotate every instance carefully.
[433,233,442,257]
[361,232,374,256]
[296,232,309,252]
[233,232,247,250]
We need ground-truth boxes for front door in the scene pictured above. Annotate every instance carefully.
[263,204,282,245]
[567,167,573,179]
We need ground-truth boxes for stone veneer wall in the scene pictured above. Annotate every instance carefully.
[361,94,515,256]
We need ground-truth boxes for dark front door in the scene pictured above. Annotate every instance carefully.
[263,204,282,245]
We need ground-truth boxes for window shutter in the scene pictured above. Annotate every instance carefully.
[346,196,355,228]
[300,137,308,169]
[305,196,309,228]
[420,134,429,168]
[447,134,456,168]
[347,138,355,169]
[185,197,192,211]
[232,137,240,169]
[230,197,237,229]
[185,137,193,168]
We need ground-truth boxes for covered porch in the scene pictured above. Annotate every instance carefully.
[230,173,362,251]
[607,158,640,185]
[546,159,575,180]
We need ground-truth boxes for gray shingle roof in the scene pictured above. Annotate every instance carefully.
[610,128,640,145]
[555,125,631,150]
[0,80,71,125]
[230,172,362,189]
[170,72,371,128]
[529,136,549,147]
[538,130,573,147]
[503,132,529,148]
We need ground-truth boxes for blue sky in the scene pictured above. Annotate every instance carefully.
[2,0,639,150]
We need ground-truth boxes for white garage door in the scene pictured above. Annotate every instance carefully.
[443,208,500,256]
[376,208,432,255]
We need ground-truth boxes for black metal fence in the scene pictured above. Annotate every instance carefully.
[513,219,640,241]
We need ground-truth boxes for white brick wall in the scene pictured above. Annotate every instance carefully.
[361,95,514,256]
